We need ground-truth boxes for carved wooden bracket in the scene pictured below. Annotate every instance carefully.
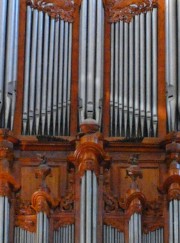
[53,213,75,230]
[103,0,158,23]
[15,215,37,233]
[27,0,82,22]
[104,216,125,232]
[68,141,110,177]
[142,199,164,233]
[0,172,20,197]
[31,190,59,215]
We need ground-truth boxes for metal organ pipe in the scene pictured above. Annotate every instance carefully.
[22,7,72,136]
[169,199,180,243]
[110,9,158,138]
[0,196,10,243]
[103,225,125,243]
[79,0,104,124]
[0,0,19,129]
[129,213,141,243]
[142,228,164,243]
[80,171,97,243]
[36,212,49,243]
[53,225,75,243]
[14,227,35,243]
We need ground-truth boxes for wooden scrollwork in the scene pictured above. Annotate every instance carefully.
[53,214,75,230]
[103,0,158,23]
[27,0,81,22]
[0,172,20,197]
[15,215,37,233]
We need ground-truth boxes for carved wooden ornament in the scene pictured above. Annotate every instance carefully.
[27,0,81,22]
[0,172,20,197]
[104,0,158,23]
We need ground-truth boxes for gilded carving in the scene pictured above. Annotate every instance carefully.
[103,0,158,23]
[0,172,20,197]
[15,215,36,233]
[27,0,80,22]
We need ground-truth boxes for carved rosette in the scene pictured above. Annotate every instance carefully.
[31,190,59,215]
[27,0,81,22]
[103,0,158,23]
[68,142,110,177]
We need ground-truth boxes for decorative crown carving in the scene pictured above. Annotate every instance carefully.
[27,0,81,22]
[104,0,158,23]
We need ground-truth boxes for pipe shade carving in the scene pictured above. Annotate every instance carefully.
[27,0,81,22]
[104,0,158,23]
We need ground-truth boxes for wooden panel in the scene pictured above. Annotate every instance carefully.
[119,167,159,201]
[21,166,60,200]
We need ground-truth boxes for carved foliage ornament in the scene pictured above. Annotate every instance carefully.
[103,0,158,23]
[27,0,81,22]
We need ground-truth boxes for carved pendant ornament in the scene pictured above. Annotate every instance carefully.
[103,0,158,23]
[27,0,81,22]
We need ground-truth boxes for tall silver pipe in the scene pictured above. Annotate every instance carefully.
[178,0,180,129]
[114,22,119,136]
[169,200,173,243]
[87,0,96,118]
[168,0,177,131]
[134,15,140,137]
[86,171,92,243]
[152,8,158,136]
[41,13,50,135]
[0,0,7,115]
[124,23,128,137]
[29,9,38,135]
[92,172,97,243]
[5,0,16,128]
[119,21,123,136]
[80,175,85,243]
[47,18,55,135]
[23,6,32,134]
[11,0,19,129]
[67,23,72,135]
[0,196,4,242]
[140,14,145,137]
[95,1,104,124]
[52,20,60,135]
[129,19,134,137]
[173,200,179,243]
[58,20,65,135]
[35,11,43,134]
[110,24,114,136]
[4,197,9,243]
[79,0,87,123]
[62,22,69,135]
[146,11,152,136]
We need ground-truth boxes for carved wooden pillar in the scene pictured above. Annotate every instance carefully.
[159,140,180,243]
[0,129,20,243]
[122,156,146,243]
[31,157,59,243]
[68,119,110,243]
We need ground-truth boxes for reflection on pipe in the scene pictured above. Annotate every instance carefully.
[80,171,97,243]
[22,7,72,136]
[14,227,35,243]
[142,228,164,243]
[53,224,75,243]
[79,0,104,126]
[103,225,125,243]
[110,9,158,138]
[0,0,19,129]
[36,212,48,243]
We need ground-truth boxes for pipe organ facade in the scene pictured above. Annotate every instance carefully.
[0,0,180,242]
